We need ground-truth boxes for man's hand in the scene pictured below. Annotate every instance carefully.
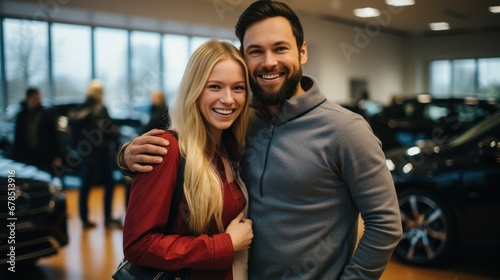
[125,129,170,172]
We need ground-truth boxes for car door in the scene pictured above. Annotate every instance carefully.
[461,130,500,241]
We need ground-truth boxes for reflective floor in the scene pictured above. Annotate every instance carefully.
[2,185,499,280]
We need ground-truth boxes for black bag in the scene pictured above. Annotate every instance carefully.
[113,156,190,280]
[113,259,189,280]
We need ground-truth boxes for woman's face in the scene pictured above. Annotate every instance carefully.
[198,58,247,140]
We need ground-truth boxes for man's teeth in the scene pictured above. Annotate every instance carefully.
[214,109,233,115]
[262,73,280,79]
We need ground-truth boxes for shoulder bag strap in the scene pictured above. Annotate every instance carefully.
[164,155,185,234]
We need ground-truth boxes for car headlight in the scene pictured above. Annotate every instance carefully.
[406,146,421,156]
[49,177,63,199]
[402,163,413,174]
[386,159,396,171]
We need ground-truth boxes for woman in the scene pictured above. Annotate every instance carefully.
[123,40,253,280]
[69,80,121,228]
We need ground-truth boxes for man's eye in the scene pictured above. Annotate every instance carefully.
[248,49,262,55]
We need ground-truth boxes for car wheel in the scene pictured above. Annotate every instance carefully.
[395,188,457,266]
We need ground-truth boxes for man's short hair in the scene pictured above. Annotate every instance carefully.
[26,87,40,98]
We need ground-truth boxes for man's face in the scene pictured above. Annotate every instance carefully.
[242,16,308,105]
[27,92,41,109]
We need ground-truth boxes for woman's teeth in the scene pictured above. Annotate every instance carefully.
[213,109,233,115]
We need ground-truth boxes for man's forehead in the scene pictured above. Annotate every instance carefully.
[242,17,294,49]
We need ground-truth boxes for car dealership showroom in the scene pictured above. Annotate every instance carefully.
[1,0,499,279]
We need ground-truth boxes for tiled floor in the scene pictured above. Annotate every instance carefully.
[2,185,499,279]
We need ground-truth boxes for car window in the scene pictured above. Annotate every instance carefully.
[447,113,500,147]
[457,103,492,123]
[426,104,449,122]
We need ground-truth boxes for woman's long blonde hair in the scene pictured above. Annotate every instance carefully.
[170,40,251,235]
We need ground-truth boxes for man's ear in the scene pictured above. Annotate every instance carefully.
[300,41,308,65]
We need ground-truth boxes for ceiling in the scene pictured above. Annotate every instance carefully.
[230,0,500,37]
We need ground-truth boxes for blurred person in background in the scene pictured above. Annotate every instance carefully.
[68,80,121,229]
[122,91,170,207]
[14,87,61,175]
[143,90,170,133]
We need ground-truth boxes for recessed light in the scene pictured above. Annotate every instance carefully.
[385,0,415,7]
[354,7,380,18]
[429,22,450,31]
[489,6,500,13]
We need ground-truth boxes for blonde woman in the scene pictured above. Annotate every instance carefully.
[123,40,253,280]
[68,80,121,229]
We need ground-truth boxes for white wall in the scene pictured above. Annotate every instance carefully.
[300,16,404,104]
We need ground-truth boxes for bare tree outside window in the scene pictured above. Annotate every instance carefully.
[4,19,49,110]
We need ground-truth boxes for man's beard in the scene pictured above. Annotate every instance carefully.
[250,67,302,106]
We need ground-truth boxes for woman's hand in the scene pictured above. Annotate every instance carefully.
[225,212,253,252]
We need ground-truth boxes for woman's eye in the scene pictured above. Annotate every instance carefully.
[208,84,220,89]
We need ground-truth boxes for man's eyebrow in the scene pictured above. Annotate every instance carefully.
[245,41,291,50]
[245,43,261,50]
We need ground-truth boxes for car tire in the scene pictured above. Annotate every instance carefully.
[395,188,457,266]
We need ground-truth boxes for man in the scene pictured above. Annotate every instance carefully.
[117,1,402,279]
[14,87,61,175]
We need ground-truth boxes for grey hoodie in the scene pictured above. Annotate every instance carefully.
[242,76,402,280]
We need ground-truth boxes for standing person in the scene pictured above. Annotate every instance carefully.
[69,80,121,229]
[13,87,61,175]
[122,40,253,280]
[123,90,170,208]
[142,90,170,133]
[117,1,402,279]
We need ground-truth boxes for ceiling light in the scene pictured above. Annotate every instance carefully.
[489,6,500,13]
[354,7,380,18]
[429,22,450,31]
[385,0,415,7]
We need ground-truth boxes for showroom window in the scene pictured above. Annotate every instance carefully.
[94,27,128,118]
[0,17,238,119]
[130,31,162,106]
[52,23,92,103]
[163,34,189,105]
[190,36,212,55]
[430,58,500,99]
[478,58,500,98]
[3,19,49,110]
[0,22,4,115]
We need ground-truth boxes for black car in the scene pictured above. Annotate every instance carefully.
[0,153,69,267]
[385,111,500,266]
[371,95,499,151]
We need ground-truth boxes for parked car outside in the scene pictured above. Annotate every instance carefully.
[0,151,68,268]
[385,111,500,266]
[370,95,499,151]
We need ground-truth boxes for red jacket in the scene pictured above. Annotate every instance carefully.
[123,131,246,280]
